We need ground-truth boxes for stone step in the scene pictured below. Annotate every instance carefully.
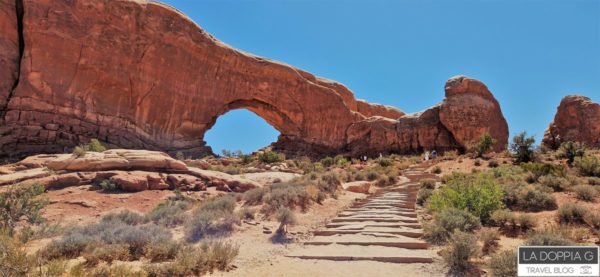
[313,229,423,238]
[325,222,422,229]
[304,241,430,249]
[337,212,417,218]
[330,218,419,224]
[324,225,422,233]
[286,245,434,264]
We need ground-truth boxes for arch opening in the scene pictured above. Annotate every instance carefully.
[204,109,281,156]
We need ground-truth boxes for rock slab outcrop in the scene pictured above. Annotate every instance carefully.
[543,95,600,149]
[0,0,508,158]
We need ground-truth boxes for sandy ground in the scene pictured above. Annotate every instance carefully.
[238,172,301,185]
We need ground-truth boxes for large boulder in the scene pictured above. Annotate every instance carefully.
[0,0,508,158]
[46,149,187,172]
[543,95,600,149]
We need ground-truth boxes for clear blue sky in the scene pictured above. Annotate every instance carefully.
[159,0,600,155]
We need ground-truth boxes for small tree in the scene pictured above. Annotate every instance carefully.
[557,141,586,166]
[88,139,106,152]
[510,132,536,164]
[468,133,497,158]
[275,208,296,235]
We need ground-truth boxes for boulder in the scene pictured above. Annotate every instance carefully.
[0,0,508,158]
[46,149,187,172]
[543,95,600,149]
[187,167,261,192]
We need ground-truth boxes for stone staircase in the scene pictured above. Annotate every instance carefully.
[287,162,438,264]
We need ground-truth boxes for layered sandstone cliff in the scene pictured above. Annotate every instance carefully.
[543,95,600,149]
[0,0,508,158]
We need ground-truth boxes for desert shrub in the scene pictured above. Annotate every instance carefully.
[478,227,499,254]
[574,155,600,177]
[442,231,479,273]
[432,166,442,174]
[424,208,481,244]
[222,165,241,175]
[146,197,192,227]
[144,240,238,276]
[199,195,236,213]
[175,151,185,161]
[420,178,436,189]
[101,210,145,226]
[275,207,296,236]
[573,184,598,201]
[584,213,600,231]
[489,250,517,277]
[588,177,600,186]
[41,220,174,261]
[557,203,590,225]
[525,228,574,246]
[521,162,566,181]
[82,243,131,266]
[468,133,497,158]
[490,165,526,182]
[88,139,107,152]
[258,151,285,164]
[517,214,537,231]
[333,155,349,167]
[488,159,499,168]
[443,150,459,160]
[0,184,47,235]
[502,183,557,212]
[89,264,142,277]
[72,146,87,158]
[99,180,118,192]
[320,156,335,168]
[427,173,504,222]
[510,132,536,164]
[0,235,31,276]
[262,183,311,214]
[318,173,341,196]
[491,209,535,234]
[538,175,569,191]
[143,241,181,263]
[474,159,482,166]
[243,187,268,206]
[185,196,238,242]
[365,170,379,181]
[490,209,515,227]
[417,189,434,206]
[557,141,586,165]
[376,157,393,167]
[239,207,255,220]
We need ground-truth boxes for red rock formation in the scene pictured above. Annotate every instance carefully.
[0,0,20,117]
[0,0,508,158]
[543,95,600,149]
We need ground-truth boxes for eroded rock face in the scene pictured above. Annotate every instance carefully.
[543,95,600,149]
[0,0,508,158]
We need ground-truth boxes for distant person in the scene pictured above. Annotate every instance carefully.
[424,151,430,161]
[379,153,383,159]
[431,150,438,159]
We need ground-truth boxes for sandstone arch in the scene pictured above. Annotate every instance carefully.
[0,0,508,158]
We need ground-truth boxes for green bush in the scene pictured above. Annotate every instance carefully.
[468,133,497,158]
[510,132,536,164]
[99,179,118,192]
[333,155,349,167]
[489,250,517,277]
[88,139,107,152]
[502,183,556,212]
[521,162,566,181]
[424,208,481,244]
[573,185,598,201]
[442,230,479,273]
[72,146,87,158]
[417,189,434,206]
[0,184,47,235]
[557,203,590,225]
[557,141,586,165]
[574,155,600,177]
[0,235,31,276]
[427,173,504,222]
[376,157,393,167]
[258,151,285,164]
[320,156,335,168]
